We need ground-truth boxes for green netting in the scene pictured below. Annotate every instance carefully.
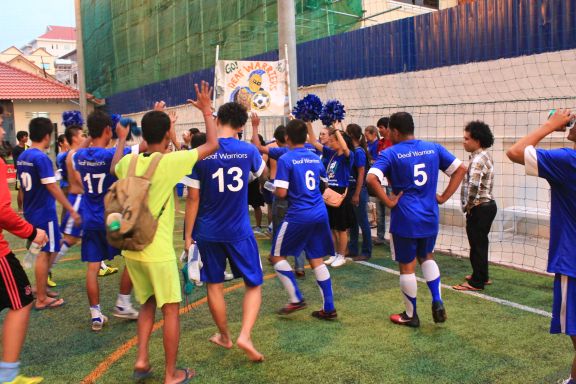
[82,0,363,98]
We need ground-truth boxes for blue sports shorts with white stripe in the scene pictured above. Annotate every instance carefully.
[551,274,576,336]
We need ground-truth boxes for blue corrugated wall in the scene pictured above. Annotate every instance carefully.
[106,0,576,114]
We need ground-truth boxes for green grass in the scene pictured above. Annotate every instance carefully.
[0,193,572,383]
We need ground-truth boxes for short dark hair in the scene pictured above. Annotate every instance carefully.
[16,131,28,141]
[377,117,389,128]
[64,126,83,145]
[189,128,200,136]
[29,117,54,142]
[286,119,307,145]
[141,111,170,144]
[191,132,207,148]
[0,105,3,115]
[217,102,248,129]
[388,112,414,136]
[57,134,66,145]
[87,110,112,138]
[274,125,286,144]
[465,120,494,148]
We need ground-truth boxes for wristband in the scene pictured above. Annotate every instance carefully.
[27,227,38,242]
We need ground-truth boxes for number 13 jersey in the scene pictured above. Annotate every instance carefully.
[368,140,461,238]
[183,137,265,242]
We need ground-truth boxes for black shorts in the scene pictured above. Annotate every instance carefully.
[327,187,356,231]
[248,180,265,208]
[0,253,34,311]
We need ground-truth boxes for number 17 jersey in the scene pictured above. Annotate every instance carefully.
[182,137,265,242]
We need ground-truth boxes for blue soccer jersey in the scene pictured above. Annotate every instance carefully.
[183,137,265,242]
[525,146,576,278]
[268,143,318,161]
[367,140,379,161]
[274,148,328,223]
[56,151,69,188]
[350,147,367,186]
[16,148,58,225]
[73,146,133,230]
[322,146,354,188]
[368,140,461,238]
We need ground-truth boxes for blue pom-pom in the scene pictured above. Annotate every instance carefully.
[62,110,84,128]
[320,100,346,127]
[110,114,121,139]
[292,94,323,122]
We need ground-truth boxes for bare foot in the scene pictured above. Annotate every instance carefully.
[209,333,233,349]
[236,336,264,362]
[166,367,194,384]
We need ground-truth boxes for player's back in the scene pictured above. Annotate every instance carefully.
[56,151,69,188]
[73,147,116,230]
[192,137,264,242]
[380,139,458,238]
[16,148,57,224]
[276,148,327,224]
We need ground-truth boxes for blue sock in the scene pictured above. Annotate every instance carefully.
[400,274,417,317]
[422,260,443,304]
[0,361,20,382]
[314,264,335,312]
[274,260,303,303]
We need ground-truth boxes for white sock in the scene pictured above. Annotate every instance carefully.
[90,304,101,320]
[53,243,69,265]
[421,259,442,302]
[399,273,418,318]
[116,294,132,308]
[273,259,303,303]
[100,261,108,269]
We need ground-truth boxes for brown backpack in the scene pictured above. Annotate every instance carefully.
[104,153,168,251]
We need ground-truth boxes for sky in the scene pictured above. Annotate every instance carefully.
[0,0,75,51]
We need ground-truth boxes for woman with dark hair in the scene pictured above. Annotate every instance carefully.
[346,123,372,261]
[307,123,355,268]
[453,120,497,291]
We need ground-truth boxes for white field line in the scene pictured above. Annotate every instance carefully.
[356,260,552,318]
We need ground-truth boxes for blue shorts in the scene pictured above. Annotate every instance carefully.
[36,220,61,253]
[271,219,334,260]
[60,194,83,238]
[551,274,576,336]
[81,229,119,263]
[390,234,436,264]
[197,236,263,287]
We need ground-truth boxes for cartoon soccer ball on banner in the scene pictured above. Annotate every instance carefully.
[251,90,271,111]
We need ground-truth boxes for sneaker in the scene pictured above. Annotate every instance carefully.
[311,309,338,320]
[373,238,385,245]
[432,301,447,323]
[195,280,204,287]
[4,374,44,384]
[47,272,57,288]
[113,305,139,320]
[295,270,305,279]
[324,256,337,265]
[98,266,118,277]
[91,314,109,332]
[389,311,420,327]
[278,300,307,315]
[267,223,273,235]
[558,378,575,384]
[224,272,234,281]
[330,255,347,268]
[353,255,371,262]
[253,226,264,235]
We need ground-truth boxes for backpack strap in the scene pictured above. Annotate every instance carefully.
[127,154,139,177]
[142,153,164,180]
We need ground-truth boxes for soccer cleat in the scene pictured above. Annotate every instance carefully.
[390,312,420,328]
[278,300,307,315]
[113,305,139,320]
[330,255,347,268]
[311,309,338,320]
[91,314,109,332]
[47,273,57,288]
[224,272,234,281]
[324,256,337,265]
[98,266,118,277]
[432,301,447,323]
[4,374,44,384]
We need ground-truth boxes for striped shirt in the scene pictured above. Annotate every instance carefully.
[461,149,494,213]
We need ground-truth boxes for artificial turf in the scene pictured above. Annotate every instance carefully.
[0,195,571,384]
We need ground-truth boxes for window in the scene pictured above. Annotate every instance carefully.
[392,0,439,9]
[25,112,50,119]
[73,73,78,85]
[41,63,50,70]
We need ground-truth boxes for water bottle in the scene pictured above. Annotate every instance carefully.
[106,212,123,232]
[23,242,41,269]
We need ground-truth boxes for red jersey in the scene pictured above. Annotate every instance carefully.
[0,160,34,257]
[377,138,392,154]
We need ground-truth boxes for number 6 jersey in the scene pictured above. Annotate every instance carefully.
[368,140,462,238]
[73,146,135,230]
[182,137,265,242]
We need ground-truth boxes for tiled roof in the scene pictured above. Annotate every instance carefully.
[0,61,79,99]
[38,26,76,41]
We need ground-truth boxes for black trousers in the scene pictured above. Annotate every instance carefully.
[466,201,497,289]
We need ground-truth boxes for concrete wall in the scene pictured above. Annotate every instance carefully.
[12,100,94,136]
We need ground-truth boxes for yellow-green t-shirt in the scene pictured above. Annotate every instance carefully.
[115,149,198,262]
